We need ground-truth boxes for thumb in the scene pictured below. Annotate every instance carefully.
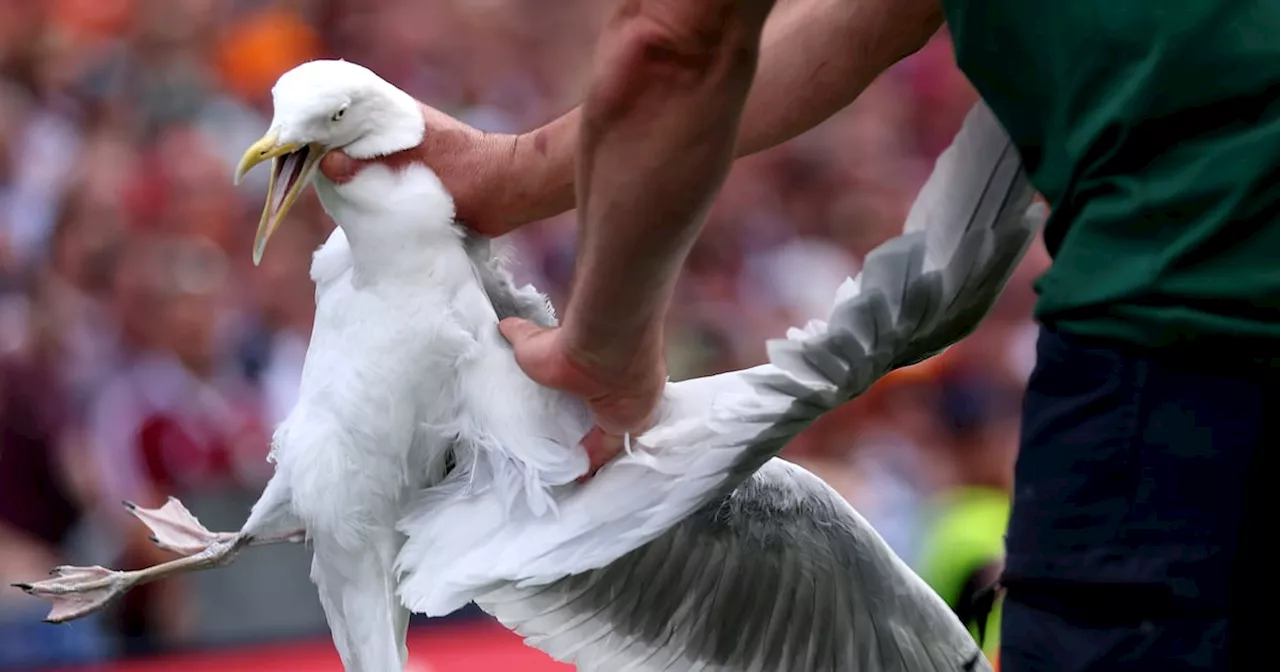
[578,426,626,478]
[319,151,363,184]
[498,317,559,386]
[497,317,545,348]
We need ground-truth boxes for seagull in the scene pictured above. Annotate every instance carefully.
[14,60,1043,672]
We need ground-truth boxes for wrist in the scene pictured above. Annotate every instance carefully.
[561,305,666,383]
[468,131,521,234]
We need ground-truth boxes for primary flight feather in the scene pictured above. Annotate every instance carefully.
[15,60,1043,672]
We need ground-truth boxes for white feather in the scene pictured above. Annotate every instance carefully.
[272,158,593,669]
[248,60,1039,671]
[395,102,1041,622]
[19,59,1033,672]
[251,60,591,671]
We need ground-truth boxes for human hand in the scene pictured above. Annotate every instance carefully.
[498,318,667,478]
[318,103,523,237]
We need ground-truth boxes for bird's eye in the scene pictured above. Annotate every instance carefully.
[331,107,346,122]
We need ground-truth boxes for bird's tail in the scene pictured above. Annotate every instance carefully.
[395,101,1044,613]
[310,537,411,672]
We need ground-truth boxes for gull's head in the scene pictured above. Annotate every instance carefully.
[234,59,425,265]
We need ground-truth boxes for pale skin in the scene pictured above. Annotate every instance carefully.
[14,0,944,622]
[322,0,944,470]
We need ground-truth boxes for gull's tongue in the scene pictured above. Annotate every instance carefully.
[271,147,310,216]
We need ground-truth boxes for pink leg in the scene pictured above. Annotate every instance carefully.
[13,536,247,623]
[11,498,305,623]
[124,497,304,555]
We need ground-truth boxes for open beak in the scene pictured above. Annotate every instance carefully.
[235,131,323,266]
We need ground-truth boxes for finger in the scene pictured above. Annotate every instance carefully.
[319,151,361,184]
[588,390,660,440]
[498,317,545,348]
[499,317,562,387]
[419,103,453,128]
[575,426,625,483]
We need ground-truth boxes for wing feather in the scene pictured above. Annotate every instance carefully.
[397,100,1034,668]
[463,232,559,327]
[479,460,988,671]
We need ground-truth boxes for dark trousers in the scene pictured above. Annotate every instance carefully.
[999,327,1267,671]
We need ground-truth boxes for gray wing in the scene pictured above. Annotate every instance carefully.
[462,232,559,328]
[477,459,988,672]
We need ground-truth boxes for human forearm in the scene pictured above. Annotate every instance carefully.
[502,0,943,228]
[559,0,776,377]
[736,0,943,156]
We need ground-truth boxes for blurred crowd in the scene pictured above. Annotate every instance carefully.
[0,0,1050,668]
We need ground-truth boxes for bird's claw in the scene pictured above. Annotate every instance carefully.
[124,497,233,556]
[11,566,134,623]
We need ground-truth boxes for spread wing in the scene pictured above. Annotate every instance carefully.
[477,459,988,672]
[398,101,1029,671]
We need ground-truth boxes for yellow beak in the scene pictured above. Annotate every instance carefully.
[235,131,322,266]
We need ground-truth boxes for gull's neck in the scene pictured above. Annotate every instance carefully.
[313,165,465,284]
[342,216,465,282]
[307,75,453,282]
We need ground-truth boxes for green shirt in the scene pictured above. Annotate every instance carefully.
[943,1,1280,353]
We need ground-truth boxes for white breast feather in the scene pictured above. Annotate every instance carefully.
[281,164,591,551]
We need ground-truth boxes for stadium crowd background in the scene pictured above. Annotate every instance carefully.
[0,0,1049,668]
